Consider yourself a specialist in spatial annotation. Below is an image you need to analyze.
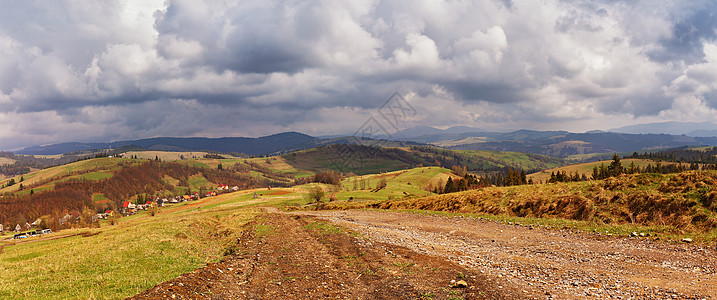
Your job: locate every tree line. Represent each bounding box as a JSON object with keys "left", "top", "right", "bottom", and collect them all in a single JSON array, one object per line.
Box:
[{"left": 548, "top": 153, "right": 708, "bottom": 183}]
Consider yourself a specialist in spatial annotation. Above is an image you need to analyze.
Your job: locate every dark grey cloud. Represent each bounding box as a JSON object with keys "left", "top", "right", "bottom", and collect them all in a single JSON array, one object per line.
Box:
[
  {"left": 648, "top": 2, "right": 717, "bottom": 63},
  {"left": 2, "top": 0, "right": 717, "bottom": 150}
]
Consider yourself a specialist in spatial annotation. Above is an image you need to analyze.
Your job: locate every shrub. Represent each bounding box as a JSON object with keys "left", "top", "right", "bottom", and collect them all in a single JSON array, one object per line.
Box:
[{"left": 306, "top": 186, "right": 325, "bottom": 203}]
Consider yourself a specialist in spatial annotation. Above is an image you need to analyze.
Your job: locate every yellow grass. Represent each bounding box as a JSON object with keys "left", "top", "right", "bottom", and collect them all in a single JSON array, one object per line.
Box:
[
  {"left": 431, "top": 137, "right": 487, "bottom": 147},
  {"left": 0, "top": 190, "right": 270, "bottom": 299},
  {"left": 123, "top": 151, "right": 223, "bottom": 161},
  {"left": 32, "top": 154, "right": 63, "bottom": 159},
  {"left": 0, "top": 157, "right": 15, "bottom": 165},
  {"left": 528, "top": 159, "right": 660, "bottom": 183},
  {"left": 0, "top": 158, "right": 133, "bottom": 193}
]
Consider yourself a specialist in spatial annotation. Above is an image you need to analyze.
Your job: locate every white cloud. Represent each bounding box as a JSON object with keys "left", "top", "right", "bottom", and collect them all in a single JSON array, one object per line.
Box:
[{"left": 1, "top": 0, "right": 717, "bottom": 150}]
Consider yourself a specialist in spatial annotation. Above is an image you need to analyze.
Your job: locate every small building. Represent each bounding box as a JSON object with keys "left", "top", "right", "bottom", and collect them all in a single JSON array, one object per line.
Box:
[
  {"left": 15, "top": 224, "right": 21, "bottom": 232},
  {"left": 0, "top": 223, "right": 4, "bottom": 232},
  {"left": 59, "top": 214, "right": 72, "bottom": 226}
]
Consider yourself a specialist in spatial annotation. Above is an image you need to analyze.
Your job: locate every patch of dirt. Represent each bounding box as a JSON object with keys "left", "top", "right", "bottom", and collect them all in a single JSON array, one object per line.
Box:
[{"left": 131, "top": 213, "right": 528, "bottom": 299}]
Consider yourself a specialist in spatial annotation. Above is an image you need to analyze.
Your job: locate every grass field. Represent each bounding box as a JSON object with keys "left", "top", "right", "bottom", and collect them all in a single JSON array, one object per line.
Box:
[
  {"left": 123, "top": 151, "right": 229, "bottom": 161},
  {"left": 3, "top": 159, "right": 717, "bottom": 298},
  {"left": 527, "top": 158, "right": 665, "bottom": 183},
  {"left": 0, "top": 158, "right": 137, "bottom": 194},
  {"left": 0, "top": 157, "right": 15, "bottom": 165},
  {"left": 332, "top": 167, "right": 452, "bottom": 201},
  {"left": 280, "top": 146, "right": 564, "bottom": 176},
  {"left": 0, "top": 190, "right": 271, "bottom": 299}
]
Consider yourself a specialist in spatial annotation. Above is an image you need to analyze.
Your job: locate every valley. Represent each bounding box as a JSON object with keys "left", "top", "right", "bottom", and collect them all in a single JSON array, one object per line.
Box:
[{"left": 1, "top": 144, "right": 717, "bottom": 299}]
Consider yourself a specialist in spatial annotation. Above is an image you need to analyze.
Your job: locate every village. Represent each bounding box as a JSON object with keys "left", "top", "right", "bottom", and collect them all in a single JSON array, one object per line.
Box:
[{"left": 1, "top": 184, "right": 240, "bottom": 240}]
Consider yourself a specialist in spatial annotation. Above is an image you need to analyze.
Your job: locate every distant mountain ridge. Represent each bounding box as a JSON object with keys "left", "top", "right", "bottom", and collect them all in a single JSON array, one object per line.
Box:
[
  {"left": 384, "top": 125, "right": 717, "bottom": 158},
  {"left": 609, "top": 121, "right": 717, "bottom": 136},
  {"left": 14, "top": 132, "right": 424, "bottom": 156},
  {"left": 16, "top": 123, "right": 717, "bottom": 158},
  {"left": 16, "top": 132, "right": 320, "bottom": 156}
]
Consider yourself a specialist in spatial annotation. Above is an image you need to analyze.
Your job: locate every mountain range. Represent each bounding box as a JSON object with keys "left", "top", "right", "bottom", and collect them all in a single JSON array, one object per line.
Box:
[
  {"left": 13, "top": 122, "right": 717, "bottom": 158},
  {"left": 14, "top": 132, "right": 420, "bottom": 156},
  {"left": 609, "top": 121, "right": 717, "bottom": 136},
  {"left": 15, "top": 132, "right": 320, "bottom": 156}
]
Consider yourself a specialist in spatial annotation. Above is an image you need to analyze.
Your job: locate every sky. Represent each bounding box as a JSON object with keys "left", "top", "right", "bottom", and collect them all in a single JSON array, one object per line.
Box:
[{"left": 1, "top": 0, "right": 717, "bottom": 150}]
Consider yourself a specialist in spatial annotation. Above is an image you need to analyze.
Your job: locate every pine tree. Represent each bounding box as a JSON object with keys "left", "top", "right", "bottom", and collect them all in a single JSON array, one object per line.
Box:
[
  {"left": 608, "top": 153, "right": 623, "bottom": 177},
  {"left": 444, "top": 177, "right": 455, "bottom": 194}
]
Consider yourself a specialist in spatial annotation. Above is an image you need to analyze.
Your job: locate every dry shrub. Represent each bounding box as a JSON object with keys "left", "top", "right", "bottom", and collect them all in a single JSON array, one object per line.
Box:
[
  {"left": 658, "top": 171, "right": 717, "bottom": 193},
  {"left": 702, "top": 191, "right": 717, "bottom": 211}
]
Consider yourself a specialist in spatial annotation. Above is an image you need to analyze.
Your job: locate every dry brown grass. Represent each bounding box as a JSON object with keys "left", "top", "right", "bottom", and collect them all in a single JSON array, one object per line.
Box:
[{"left": 320, "top": 170, "right": 717, "bottom": 234}]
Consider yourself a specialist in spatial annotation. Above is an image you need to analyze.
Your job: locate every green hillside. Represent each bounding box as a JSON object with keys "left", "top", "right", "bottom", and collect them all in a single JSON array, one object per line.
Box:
[
  {"left": 3, "top": 152, "right": 717, "bottom": 298},
  {"left": 528, "top": 158, "right": 689, "bottom": 183},
  {"left": 281, "top": 144, "right": 564, "bottom": 175}
]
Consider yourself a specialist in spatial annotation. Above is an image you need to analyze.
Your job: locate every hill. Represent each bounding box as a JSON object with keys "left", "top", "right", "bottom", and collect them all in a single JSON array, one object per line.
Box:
[
  {"left": 319, "top": 170, "right": 717, "bottom": 235},
  {"left": 609, "top": 121, "right": 717, "bottom": 136},
  {"left": 526, "top": 158, "right": 664, "bottom": 183},
  {"left": 280, "top": 144, "right": 564, "bottom": 175},
  {"left": 0, "top": 156, "right": 295, "bottom": 227},
  {"left": 451, "top": 131, "right": 717, "bottom": 158},
  {"left": 14, "top": 132, "right": 321, "bottom": 156},
  {"left": 3, "top": 159, "right": 717, "bottom": 298}
]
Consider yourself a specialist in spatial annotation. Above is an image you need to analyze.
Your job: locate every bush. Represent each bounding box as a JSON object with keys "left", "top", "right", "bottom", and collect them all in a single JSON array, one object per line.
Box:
[{"left": 306, "top": 186, "right": 325, "bottom": 203}]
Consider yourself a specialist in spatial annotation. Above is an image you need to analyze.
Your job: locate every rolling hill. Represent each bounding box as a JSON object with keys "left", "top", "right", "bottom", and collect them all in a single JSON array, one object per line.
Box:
[
  {"left": 450, "top": 131, "right": 717, "bottom": 158},
  {"left": 280, "top": 144, "right": 564, "bottom": 175},
  {"left": 14, "top": 132, "right": 321, "bottom": 156}
]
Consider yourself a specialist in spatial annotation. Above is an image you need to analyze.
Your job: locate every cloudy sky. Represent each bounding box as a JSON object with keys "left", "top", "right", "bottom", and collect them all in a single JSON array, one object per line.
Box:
[{"left": 1, "top": 0, "right": 717, "bottom": 150}]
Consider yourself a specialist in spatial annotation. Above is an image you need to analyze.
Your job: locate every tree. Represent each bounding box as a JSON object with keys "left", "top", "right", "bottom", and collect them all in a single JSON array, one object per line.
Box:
[
  {"left": 443, "top": 177, "right": 455, "bottom": 194},
  {"left": 377, "top": 178, "right": 387, "bottom": 190},
  {"left": 306, "top": 186, "right": 325, "bottom": 203},
  {"left": 591, "top": 166, "right": 599, "bottom": 180},
  {"left": 451, "top": 165, "right": 467, "bottom": 177},
  {"left": 608, "top": 153, "right": 623, "bottom": 177},
  {"left": 218, "top": 163, "right": 223, "bottom": 170}
]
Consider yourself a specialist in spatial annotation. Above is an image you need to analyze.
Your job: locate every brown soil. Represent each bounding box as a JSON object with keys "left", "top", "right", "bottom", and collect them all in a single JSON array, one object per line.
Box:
[{"left": 132, "top": 210, "right": 717, "bottom": 299}]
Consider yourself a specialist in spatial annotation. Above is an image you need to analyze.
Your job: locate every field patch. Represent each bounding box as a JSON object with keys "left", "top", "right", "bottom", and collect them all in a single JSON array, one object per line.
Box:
[
  {"left": 266, "top": 190, "right": 291, "bottom": 196},
  {"left": 0, "top": 190, "right": 266, "bottom": 299},
  {"left": 528, "top": 158, "right": 677, "bottom": 183}
]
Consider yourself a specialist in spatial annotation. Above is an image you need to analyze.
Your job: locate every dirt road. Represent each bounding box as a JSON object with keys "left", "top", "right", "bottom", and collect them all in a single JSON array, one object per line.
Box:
[
  {"left": 133, "top": 210, "right": 716, "bottom": 299},
  {"left": 301, "top": 210, "right": 716, "bottom": 299}
]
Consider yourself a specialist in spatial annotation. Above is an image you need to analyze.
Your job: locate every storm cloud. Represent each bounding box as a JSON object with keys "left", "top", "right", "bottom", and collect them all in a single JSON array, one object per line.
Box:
[{"left": 1, "top": 0, "right": 717, "bottom": 150}]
